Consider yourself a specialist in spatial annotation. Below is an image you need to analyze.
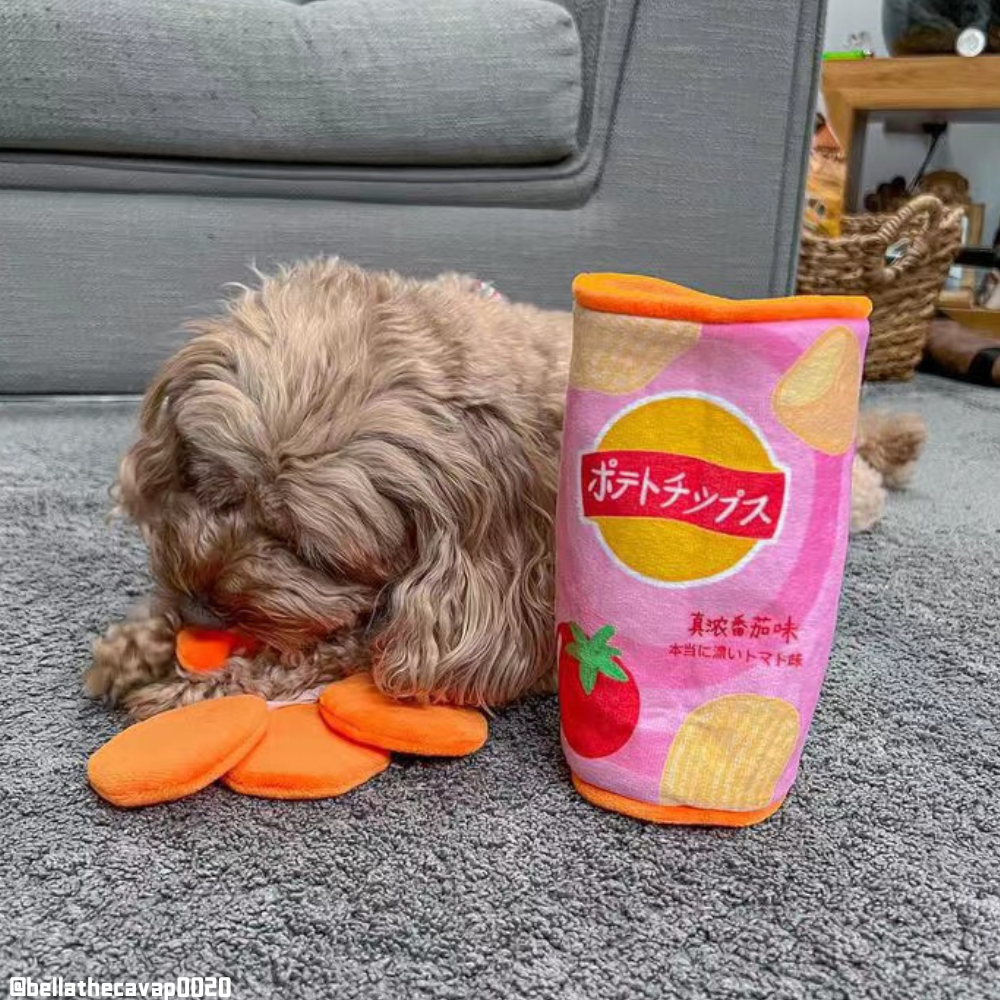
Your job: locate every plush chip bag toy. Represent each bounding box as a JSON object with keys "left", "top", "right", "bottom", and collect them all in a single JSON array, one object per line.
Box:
[{"left": 558, "top": 273, "right": 870, "bottom": 826}]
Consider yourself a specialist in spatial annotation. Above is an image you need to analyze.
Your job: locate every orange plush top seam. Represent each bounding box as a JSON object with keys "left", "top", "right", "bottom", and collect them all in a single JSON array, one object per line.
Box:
[{"left": 573, "top": 273, "right": 871, "bottom": 324}]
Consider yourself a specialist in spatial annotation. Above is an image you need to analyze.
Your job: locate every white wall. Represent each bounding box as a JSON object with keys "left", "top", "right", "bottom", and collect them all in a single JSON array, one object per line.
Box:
[{"left": 823, "top": 0, "right": 1000, "bottom": 241}]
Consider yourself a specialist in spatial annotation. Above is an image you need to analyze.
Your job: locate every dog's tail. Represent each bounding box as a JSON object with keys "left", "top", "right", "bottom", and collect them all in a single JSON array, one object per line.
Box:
[{"left": 856, "top": 410, "right": 927, "bottom": 490}]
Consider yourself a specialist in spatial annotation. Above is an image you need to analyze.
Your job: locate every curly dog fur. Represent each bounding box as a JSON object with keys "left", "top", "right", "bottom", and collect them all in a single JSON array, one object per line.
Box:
[{"left": 86, "top": 260, "right": 924, "bottom": 718}]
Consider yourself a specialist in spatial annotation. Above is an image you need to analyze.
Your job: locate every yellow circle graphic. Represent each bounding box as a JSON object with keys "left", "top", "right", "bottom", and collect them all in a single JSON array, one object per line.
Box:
[{"left": 591, "top": 396, "right": 780, "bottom": 583}]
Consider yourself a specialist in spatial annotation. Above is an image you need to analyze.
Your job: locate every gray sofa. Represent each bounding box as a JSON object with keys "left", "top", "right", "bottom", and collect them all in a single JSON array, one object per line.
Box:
[{"left": 0, "top": 0, "right": 827, "bottom": 393}]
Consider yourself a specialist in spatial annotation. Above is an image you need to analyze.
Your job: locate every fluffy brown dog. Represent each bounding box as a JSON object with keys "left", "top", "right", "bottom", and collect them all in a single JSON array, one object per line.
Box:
[
  {"left": 87, "top": 259, "right": 923, "bottom": 719},
  {"left": 88, "top": 262, "right": 570, "bottom": 717}
]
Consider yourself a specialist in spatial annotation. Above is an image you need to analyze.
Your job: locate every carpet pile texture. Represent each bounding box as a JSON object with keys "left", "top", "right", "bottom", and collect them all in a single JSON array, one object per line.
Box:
[{"left": 2, "top": 375, "right": 997, "bottom": 998}]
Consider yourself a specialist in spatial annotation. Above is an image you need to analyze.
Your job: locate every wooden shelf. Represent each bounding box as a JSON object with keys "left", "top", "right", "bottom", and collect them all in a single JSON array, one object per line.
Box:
[
  {"left": 822, "top": 56, "right": 1000, "bottom": 208},
  {"left": 824, "top": 55, "right": 1000, "bottom": 151}
]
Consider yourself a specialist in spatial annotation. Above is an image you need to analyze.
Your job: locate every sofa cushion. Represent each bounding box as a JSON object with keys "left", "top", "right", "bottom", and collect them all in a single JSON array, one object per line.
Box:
[{"left": 0, "top": 0, "right": 582, "bottom": 166}]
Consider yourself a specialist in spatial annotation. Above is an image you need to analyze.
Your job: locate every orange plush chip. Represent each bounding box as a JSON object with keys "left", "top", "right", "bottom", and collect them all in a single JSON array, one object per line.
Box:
[
  {"left": 176, "top": 627, "right": 239, "bottom": 673},
  {"left": 319, "top": 673, "right": 488, "bottom": 756},
  {"left": 221, "top": 703, "right": 390, "bottom": 799},
  {"left": 87, "top": 695, "right": 268, "bottom": 807}
]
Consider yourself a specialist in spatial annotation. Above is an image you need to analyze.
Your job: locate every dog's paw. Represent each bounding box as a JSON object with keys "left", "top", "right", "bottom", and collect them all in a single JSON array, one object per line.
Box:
[
  {"left": 850, "top": 455, "right": 887, "bottom": 533},
  {"left": 857, "top": 411, "right": 927, "bottom": 490},
  {"left": 86, "top": 615, "right": 178, "bottom": 705},
  {"left": 121, "top": 676, "right": 224, "bottom": 721}
]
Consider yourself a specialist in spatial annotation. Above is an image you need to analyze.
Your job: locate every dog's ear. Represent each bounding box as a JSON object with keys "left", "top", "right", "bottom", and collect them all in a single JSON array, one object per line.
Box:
[
  {"left": 371, "top": 516, "right": 513, "bottom": 705},
  {"left": 116, "top": 357, "right": 185, "bottom": 522},
  {"left": 371, "top": 407, "right": 555, "bottom": 706},
  {"left": 117, "top": 330, "right": 239, "bottom": 522}
]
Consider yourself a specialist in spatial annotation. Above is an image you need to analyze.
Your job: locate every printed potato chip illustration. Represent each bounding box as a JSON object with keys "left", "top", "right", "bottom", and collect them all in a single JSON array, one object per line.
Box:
[
  {"left": 772, "top": 325, "right": 862, "bottom": 455},
  {"left": 571, "top": 306, "right": 700, "bottom": 395},
  {"left": 659, "top": 695, "right": 800, "bottom": 811}
]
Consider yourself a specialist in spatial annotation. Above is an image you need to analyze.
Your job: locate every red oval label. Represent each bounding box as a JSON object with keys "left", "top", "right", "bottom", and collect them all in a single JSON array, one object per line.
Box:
[{"left": 581, "top": 450, "right": 786, "bottom": 541}]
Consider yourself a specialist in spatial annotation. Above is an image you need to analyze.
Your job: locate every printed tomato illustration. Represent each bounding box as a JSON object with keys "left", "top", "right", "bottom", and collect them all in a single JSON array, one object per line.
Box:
[{"left": 559, "top": 621, "right": 640, "bottom": 758}]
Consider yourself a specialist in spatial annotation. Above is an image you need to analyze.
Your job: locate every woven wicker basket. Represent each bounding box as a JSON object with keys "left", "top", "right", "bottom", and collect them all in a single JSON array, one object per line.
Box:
[{"left": 797, "top": 194, "right": 964, "bottom": 381}]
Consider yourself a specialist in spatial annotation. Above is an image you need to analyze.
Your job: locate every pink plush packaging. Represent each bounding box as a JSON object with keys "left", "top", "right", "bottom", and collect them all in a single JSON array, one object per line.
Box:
[{"left": 557, "top": 273, "right": 870, "bottom": 826}]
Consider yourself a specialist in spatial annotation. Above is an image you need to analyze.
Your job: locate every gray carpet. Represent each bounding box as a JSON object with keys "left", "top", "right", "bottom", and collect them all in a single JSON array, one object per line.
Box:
[{"left": 2, "top": 375, "right": 998, "bottom": 1000}]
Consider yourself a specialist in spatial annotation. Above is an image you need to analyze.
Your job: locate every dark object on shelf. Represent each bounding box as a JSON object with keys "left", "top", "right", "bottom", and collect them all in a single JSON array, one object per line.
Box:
[
  {"left": 955, "top": 244, "right": 1000, "bottom": 269},
  {"left": 883, "top": 0, "right": 1000, "bottom": 55},
  {"left": 865, "top": 175, "right": 910, "bottom": 213},
  {"left": 798, "top": 195, "right": 964, "bottom": 380},
  {"left": 863, "top": 160, "right": 967, "bottom": 218}
]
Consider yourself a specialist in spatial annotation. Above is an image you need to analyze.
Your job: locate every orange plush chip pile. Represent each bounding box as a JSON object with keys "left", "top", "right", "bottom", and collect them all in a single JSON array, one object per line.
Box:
[{"left": 88, "top": 672, "right": 489, "bottom": 808}]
